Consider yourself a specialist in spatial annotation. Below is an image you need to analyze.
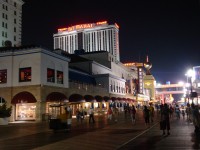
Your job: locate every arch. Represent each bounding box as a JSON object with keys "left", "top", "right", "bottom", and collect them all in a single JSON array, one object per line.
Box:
[
  {"left": 11, "top": 92, "right": 37, "bottom": 104},
  {"left": 84, "top": 95, "right": 96, "bottom": 102},
  {"left": 69, "top": 94, "right": 85, "bottom": 102},
  {"left": 95, "top": 95, "right": 104, "bottom": 102},
  {"left": 111, "top": 97, "right": 117, "bottom": 101},
  {"left": 103, "top": 96, "right": 112, "bottom": 103},
  {"left": 0, "top": 97, "right": 6, "bottom": 104},
  {"left": 46, "top": 92, "right": 67, "bottom": 102}
]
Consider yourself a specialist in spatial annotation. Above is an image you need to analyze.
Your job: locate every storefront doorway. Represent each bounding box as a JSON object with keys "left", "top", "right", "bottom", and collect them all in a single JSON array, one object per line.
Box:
[{"left": 16, "top": 103, "right": 36, "bottom": 120}]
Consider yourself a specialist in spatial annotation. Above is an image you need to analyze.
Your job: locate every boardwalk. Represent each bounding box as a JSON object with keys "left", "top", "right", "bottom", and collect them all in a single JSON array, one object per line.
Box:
[{"left": 0, "top": 110, "right": 199, "bottom": 150}]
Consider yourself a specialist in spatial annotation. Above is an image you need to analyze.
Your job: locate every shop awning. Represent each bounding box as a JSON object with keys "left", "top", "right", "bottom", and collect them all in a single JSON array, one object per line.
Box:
[
  {"left": 84, "top": 95, "right": 96, "bottom": 102},
  {"left": 95, "top": 95, "right": 104, "bottom": 102},
  {"left": 111, "top": 97, "right": 117, "bottom": 101},
  {"left": 46, "top": 92, "right": 67, "bottom": 102},
  {"left": 11, "top": 92, "right": 37, "bottom": 104},
  {"left": 103, "top": 96, "right": 111, "bottom": 102},
  {"left": 69, "top": 94, "right": 85, "bottom": 102}
]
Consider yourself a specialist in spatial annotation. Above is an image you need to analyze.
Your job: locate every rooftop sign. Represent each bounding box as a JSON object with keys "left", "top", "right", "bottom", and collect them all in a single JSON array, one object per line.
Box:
[{"left": 58, "top": 21, "right": 108, "bottom": 32}]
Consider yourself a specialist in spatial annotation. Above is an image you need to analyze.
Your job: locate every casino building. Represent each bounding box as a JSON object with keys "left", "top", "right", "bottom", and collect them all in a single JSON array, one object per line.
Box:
[{"left": 53, "top": 21, "right": 120, "bottom": 62}]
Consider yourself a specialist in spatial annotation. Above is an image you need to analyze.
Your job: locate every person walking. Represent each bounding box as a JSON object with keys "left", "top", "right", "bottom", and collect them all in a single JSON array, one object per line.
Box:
[
  {"left": 88, "top": 107, "right": 95, "bottom": 123},
  {"left": 79, "top": 106, "right": 84, "bottom": 123},
  {"left": 175, "top": 104, "right": 181, "bottom": 119},
  {"left": 130, "top": 105, "right": 136, "bottom": 125},
  {"left": 160, "top": 103, "right": 171, "bottom": 135},
  {"left": 143, "top": 105, "right": 150, "bottom": 127},
  {"left": 107, "top": 107, "right": 113, "bottom": 121},
  {"left": 66, "top": 105, "right": 72, "bottom": 131},
  {"left": 113, "top": 106, "right": 119, "bottom": 122},
  {"left": 149, "top": 103, "right": 155, "bottom": 123},
  {"left": 169, "top": 105, "right": 174, "bottom": 119}
]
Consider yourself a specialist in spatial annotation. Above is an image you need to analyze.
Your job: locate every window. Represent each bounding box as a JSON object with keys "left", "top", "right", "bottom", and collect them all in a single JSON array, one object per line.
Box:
[
  {"left": 57, "top": 71, "right": 63, "bottom": 84},
  {"left": 0, "top": 69, "right": 7, "bottom": 83},
  {"left": 47, "top": 68, "right": 55, "bottom": 82},
  {"left": 19, "top": 67, "right": 31, "bottom": 82}
]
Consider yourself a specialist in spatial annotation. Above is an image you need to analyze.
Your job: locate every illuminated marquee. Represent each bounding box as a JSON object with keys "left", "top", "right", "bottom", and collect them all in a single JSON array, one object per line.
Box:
[
  {"left": 124, "top": 62, "right": 143, "bottom": 67},
  {"left": 58, "top": 21, "right": 108, "bottom": 32}
]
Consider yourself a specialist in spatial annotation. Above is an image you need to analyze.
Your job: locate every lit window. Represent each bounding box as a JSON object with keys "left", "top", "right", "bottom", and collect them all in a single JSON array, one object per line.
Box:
[
  {"left": 47, "top": 68, "right": 55, "bottom": 83},
  {"left": 0, "top": 69, "right": 7, "bottom": 84},
  {"left": 57, "top": 71, "right": 63, "bottom": 84},
  {"left": 19, "top": 67, "right": 31, "bottom": 82}
]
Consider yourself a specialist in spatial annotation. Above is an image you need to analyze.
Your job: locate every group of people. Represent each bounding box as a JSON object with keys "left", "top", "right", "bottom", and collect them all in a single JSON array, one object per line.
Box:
[
  {"left": 57, "top": 102, "right": 200, "bottom": 135},
  {"left": 107, "top": 106, "right": 120, "bottom": 122},
  {"left": 75, "top": 106, "right": 95, "bottom": 124},
  {"left": 143, "top": 104, "right": 155, "bottom": 127}
]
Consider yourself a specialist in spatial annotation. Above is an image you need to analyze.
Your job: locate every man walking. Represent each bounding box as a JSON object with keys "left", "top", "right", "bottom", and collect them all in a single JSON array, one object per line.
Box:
[{"left": 88, "top": 107, "right": 95, "bottom": 123}]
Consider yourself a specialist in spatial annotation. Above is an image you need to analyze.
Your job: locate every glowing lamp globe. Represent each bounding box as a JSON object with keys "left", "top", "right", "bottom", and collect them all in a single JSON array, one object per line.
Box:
[{"left": 144, "top": 62, "right": 152, "bottom": 70}]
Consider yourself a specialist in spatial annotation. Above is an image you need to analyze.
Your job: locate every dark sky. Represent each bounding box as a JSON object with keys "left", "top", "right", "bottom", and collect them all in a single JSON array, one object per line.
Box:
[{"left": 22, "top": 0, "right": 200, "bottom": 84}]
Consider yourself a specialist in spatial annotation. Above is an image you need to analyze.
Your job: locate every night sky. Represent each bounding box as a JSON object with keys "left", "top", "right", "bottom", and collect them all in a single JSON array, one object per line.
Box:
[{"left": 22, "top": 0, "right": 200, "bottom": 84}]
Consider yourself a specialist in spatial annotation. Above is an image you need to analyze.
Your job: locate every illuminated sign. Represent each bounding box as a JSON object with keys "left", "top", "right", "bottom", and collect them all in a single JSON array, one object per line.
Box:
[
  {"left": 115, "top": 23, "right": 119, "bottom": 28},
  {"left": 58, "top": 21, "right": 108, "bottom": 32},
  {"left": 193, "top": 66, "right": 200, "bottom": 80},
  {"left": 145, "top": 82, "right": 152, "bottom": 86},
  {"left": 124, "top": 62, "right": 143, "bottom": 67}
]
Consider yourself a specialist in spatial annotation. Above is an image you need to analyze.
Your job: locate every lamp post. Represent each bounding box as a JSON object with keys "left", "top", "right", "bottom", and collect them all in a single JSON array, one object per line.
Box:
[{"left": 186, "top": 69, "right": 194, "bottom": 104}]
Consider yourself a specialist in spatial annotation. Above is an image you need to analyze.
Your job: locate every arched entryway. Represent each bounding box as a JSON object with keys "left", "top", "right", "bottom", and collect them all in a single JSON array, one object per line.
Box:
[
  {"left": 69, "top": 94, "right": 85, "bottom": 116},
  {"left": 46, "top": 92, "right": 68, "bottom": 118},
  {"left": 12, "top": 91, "right": 37, "bottom": 121}
]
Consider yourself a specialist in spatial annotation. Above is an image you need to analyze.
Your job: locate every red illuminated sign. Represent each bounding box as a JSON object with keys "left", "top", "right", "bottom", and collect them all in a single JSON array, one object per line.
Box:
[{"left": 58, "top": 21, "right": 108, "bottom": 32}]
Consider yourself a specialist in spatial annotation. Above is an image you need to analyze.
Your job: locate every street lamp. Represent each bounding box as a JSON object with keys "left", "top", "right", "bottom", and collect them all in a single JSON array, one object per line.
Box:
[{"left": 186, "top": 69, "right": 194, "bottom": 104}]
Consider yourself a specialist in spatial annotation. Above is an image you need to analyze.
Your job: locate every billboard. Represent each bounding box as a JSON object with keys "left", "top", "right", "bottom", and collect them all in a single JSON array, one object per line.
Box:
[{"left": 193, "top": 66, "right": 200, "bottom": 80}]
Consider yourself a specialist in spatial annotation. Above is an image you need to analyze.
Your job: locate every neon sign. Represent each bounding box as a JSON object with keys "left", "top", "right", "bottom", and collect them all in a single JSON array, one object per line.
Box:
[{"left": 58, "top": 21, "right": 108, "bottom": 32}]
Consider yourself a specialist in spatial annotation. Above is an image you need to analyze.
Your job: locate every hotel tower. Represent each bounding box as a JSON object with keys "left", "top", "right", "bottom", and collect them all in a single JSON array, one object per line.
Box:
[
  {"left": 0, "top": 0, "right": 24, "bottom": 47},
  {"left": 53, "top": 21, "right": 120, "bottom": 61}
]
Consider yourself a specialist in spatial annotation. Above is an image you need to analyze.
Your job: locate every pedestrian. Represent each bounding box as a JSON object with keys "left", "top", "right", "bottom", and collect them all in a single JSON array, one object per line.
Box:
[
  {"left": 79, "top": 106, "right": 84, "bottom": 123},
  {"left": 149, "top": 103, "right": 155, "bottom": 123},
  {"left": 66, "top": 105, "right": 72, "bottom": 131},
  {"left": 191, "top": 104, "right": 200, "bottom": 133},
  {"left": 113, "top": 106, "right": 119, "bottom": 122},
  {"left": 175, "top": 104, "right": 180, "bottom": 119},
  {"left": 88, "top": 107, "right": 95, "bottom": 123},
  {"left": 75, "top": 108, "right": 80, "bottom": 122},
  {"left": 186, "top": 103, "right": 192, "bottom": 122},
  {"left": 107, "top": 107, "right": 113, "bottom": 121},
  {"left": 169, "top": 105, "right": 174, "bottom": 119},
  {"left": 160, "top": 103, "right": 170, "bottom": 135},
  {"left": 181, "top": 109, "right": 185, "bottom": 119},
  {"left": 143, "top": 105, "right": 150, "bottom": 127},
  {"left": 130, "top": 105, "right": 136, "bottom": 125}
]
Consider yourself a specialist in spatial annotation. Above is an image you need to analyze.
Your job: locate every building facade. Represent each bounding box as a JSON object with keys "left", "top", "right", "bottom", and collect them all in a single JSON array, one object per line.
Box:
[
  {"left": 53, "top": 21, "right": 120, "bottom": 62},
  {"left": 0, "top": 46, "right": 70, "bottom": 122},
  {"left": 0, "top": 0, "right": 24, "bottom": 47}
]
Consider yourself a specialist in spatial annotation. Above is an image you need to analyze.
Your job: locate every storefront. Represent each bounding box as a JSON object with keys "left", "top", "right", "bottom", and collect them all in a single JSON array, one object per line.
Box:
[
  {"left": 16, "top": 103, "right": 36, "bottom": 120},
  {"left": 11, "top": 91, "right": 37, "bottom": 121}
]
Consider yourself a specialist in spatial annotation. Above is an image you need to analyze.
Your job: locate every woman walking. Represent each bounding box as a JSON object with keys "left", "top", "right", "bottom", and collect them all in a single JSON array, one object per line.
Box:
[
  {"left": 143, "top": 105, "right": 150, "bottom": 127},
  {"left": 160, "top": 103, "right": 171, "bottom": 135},
  {"left": 130, "top": 105, "right": 136, "bottom": 125}
]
